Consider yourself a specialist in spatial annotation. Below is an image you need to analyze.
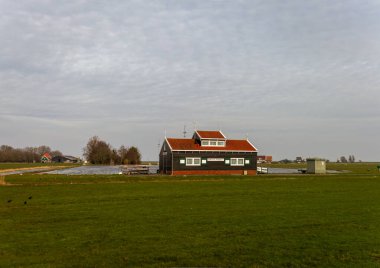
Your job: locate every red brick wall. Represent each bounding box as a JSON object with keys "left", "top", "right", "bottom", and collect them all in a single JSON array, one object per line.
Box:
[{"left": 171, "top": 170, "right": 256, "bottom": 176}]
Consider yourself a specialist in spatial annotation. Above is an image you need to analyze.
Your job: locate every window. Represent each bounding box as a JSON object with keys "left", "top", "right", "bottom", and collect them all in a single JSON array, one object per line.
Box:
[
  {"left": 245, "top": 159, "right": 250, "bottom": 164},
  {"left": 201, "top": 159, "right": 207, "bottom": 164},
  {"left": 231, "top": 158, "right": 245, "bottom": 166},
  {"left": 180, "top": 159, "right": 185, "bottom": 164},
  {"left": 201, "top": 139, "right": 225, "bottom": 147},
  {"left": 201, "top": 140, "right": 210, "bottom": 146},
  {"left": 225, "top": 159, "right": 230, "bottom": 164},
  {"left": 186, "top": 157, "right": 201, "bottom": 166}
]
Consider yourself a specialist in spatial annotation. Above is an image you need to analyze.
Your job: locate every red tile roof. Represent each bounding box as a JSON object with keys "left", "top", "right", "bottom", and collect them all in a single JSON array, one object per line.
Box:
[
  {"left": 195, "top": 130, "right": 226, "bottom": 139},
  {"left": 166, "top": 138, "right": 257, "bottom": 152},
  {"left": 42, "top": 153, "right": 52, "bottom": 159}
]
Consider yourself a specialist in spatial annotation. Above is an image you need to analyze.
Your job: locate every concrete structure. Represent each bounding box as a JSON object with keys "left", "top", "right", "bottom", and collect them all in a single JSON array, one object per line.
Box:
[{"left": 307, "top": 158, "right": 326, "bottom": 174}]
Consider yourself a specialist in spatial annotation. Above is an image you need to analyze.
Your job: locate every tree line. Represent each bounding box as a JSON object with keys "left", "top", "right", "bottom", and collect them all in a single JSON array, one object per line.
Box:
[
  {"left": 337, "top": 155, "right": 357, "bottom": 163},
  {"left": 83, "top": 136, "right": 141, "bottom": 165},
  {"left": 0, "top": 145, "right": 62, "bottom": 163}
]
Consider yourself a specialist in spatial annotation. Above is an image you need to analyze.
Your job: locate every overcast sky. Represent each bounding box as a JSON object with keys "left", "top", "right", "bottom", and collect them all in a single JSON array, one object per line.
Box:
[{"left": 1, "top": 0, "right": 379, "bottom": 161}]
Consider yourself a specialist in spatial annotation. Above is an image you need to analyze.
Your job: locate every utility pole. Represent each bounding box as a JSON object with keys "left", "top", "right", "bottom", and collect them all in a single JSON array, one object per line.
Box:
[{"left": 157, "top": 140, "right": 160, "bottom": 159}]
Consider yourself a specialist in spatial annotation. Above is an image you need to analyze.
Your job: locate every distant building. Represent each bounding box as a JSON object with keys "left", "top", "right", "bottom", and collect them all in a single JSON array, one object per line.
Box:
[
  {"left": 41, "top": 153, "right": 52, "bottom": 163},
  {"left": 295, "top": 156, "right": 304, "bottom": 163},
  {"left": 257, "top": 155, "right": 272, "bottom": 163},
  {"left": 52, "top": 155, "right": 80, "bottom": 163},
  {"left": 159, "top": 130, "right": 258, "bottom": 175}
]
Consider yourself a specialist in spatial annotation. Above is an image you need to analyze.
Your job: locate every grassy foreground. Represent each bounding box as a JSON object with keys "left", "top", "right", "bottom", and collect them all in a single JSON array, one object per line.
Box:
[{"left": 1, "top": 172, "right": 380, "bottom": 267}]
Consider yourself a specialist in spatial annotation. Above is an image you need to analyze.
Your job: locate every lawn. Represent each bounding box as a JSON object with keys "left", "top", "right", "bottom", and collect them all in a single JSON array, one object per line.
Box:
[
  {"left": 263, "top": 162, "right": 380, "bottom": 174},
  {"left": 1, "top": 172, "right": 380, "bottom": 267}
]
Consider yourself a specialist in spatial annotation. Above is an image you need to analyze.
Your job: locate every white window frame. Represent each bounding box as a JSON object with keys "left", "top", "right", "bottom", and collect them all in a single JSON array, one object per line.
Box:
[
  {"left": 201, "top": 140, "right": 210, "bottom": 146},
  {"left": 201, "top": 140, "right": 226, "bottom": 147},
  {"left": 186, "top": 157, "right": 201, "bottom": 166},
  {"left": 217, "top": 141, "right": 225, "bottom": 146},
  {"left": 180, "top": 159, "right": 185, "bottom": 164},
  {"left": 231, "top": 158, "right": 245, "bottom": 166}
]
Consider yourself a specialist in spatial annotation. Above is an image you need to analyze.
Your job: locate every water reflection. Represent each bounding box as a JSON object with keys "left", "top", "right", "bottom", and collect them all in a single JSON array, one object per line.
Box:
[{"left": 45, "top": 165, "right": 159, "bottom": 175}]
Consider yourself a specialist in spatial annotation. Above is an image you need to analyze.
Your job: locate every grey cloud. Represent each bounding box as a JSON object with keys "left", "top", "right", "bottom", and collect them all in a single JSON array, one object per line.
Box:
[{"left": 1, "top": 0, "right": 379, "bottom": 161}]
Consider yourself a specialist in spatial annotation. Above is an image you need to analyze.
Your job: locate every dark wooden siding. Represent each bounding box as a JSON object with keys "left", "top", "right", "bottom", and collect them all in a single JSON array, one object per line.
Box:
[
  {"left": 171, "top": 151, "right": 257, "bottom": 172},
  {"left": 159, "top": 140, "right": 173, "bottom": 174}
]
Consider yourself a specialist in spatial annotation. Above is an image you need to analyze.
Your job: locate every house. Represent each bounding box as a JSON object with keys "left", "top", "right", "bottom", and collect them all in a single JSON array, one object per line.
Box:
[
  {"left": 159, "top": 130, "right": 258, "bottom": 175},
  {"left": 257, "top": 155, "right": 273, "bottom": 163},
  {"left": 52, "top": 155, "right": 80, "bottom": 163},
  {"left": 41, "top": 153, "right": 52, "bottom": 163}
]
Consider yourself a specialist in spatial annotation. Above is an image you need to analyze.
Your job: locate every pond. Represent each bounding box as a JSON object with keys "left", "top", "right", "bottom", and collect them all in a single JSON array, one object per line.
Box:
[
  {"left": 44, "top": 165, "right": 159, "bottom": 175},
  {"left": 267, "top": 167, "right": 299, "bottom": 174},
  {"left": 45, "top": 166, "right": 309, "bottom": 175},
  {"left": 1, "top": 166, "right": 340, "bottom": 176}
]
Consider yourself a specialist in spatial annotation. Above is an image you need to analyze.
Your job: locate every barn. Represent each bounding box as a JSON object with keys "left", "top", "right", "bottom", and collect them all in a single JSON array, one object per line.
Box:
[
  {"left": 159, "top": 130, "right": 258, "bottom": 175},
  {"left": 52, "top": 155, "right": 80, "bottom": 163},
  {"left": 41, "top": 153, "right": 52, "bottom": 163}
]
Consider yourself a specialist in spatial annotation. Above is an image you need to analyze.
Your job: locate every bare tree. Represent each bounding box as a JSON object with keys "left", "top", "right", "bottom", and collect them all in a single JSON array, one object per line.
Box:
[
  {"left": 0, "top": 145, "right": 61, "bottom": 162},
  {"left": 37, "top": 146, "right": 51, "bottom": 156},
  {"left": 83, "top": 136, "right": 112, "bottom": 164},
  {"left": 110, "top": 149, "right": 121, "bottom": 165},
  {"left": 50, "top": 150, "right": 63, "bottom": 157},
  {"left": 118, "top": 145, "right": 128, "bottom": 165},
  {"left": 125, "top": 146, "right": 141, "bottom": 165}
]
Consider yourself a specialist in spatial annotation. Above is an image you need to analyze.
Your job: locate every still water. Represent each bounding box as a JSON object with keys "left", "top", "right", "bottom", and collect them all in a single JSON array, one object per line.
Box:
[
  {"left": 45, "top": 165, "right": 159, "bottom": 175},
  {"left": 1, "top": 166, "right": 338, "bottom": 176},
  {"left": 46, "top": 166, "right": 301, "bottom": 175}
]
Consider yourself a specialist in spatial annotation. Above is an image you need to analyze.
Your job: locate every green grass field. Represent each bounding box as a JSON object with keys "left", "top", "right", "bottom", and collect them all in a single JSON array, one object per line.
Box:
[
  {"left": 263, "top": 162, "right": 380, "bottom": 174},
  {"left": 1, "top": 167, "right": 380, "bottom": 267}
]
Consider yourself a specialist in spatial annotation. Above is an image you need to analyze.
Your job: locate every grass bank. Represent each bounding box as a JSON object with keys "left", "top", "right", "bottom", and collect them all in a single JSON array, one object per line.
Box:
[
  {"left": 1, "top": 172, "right": 380, "bottom": 267},
  {"left": 0, "top": 162, "right": 79, "bottom": 171}
]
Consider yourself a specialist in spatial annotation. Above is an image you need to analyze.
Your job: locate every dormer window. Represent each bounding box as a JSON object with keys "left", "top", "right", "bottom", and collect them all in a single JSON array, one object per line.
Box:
[
  {"left": 201, "top": 140, "right": 209, "bottom": 146},
  {"left": 195, "top": 130, "right": 227, "bottom": 147},
  {"left": 201, "top": 139, "right": 225, "bottom": 147},
  {"left": 217, "top": 141, "right": 225, "bottom": 146}
]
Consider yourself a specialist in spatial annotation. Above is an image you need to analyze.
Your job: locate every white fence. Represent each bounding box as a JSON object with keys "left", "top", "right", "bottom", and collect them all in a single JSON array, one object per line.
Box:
[{"left": 257, "top": 167, "right": 268, "bottom": 174}]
